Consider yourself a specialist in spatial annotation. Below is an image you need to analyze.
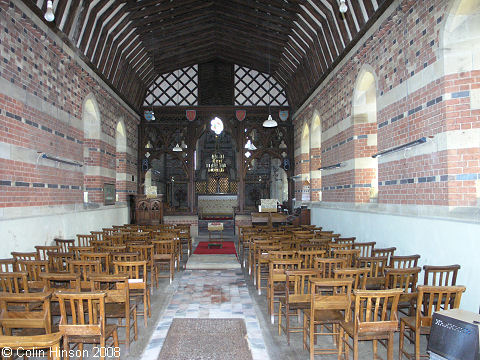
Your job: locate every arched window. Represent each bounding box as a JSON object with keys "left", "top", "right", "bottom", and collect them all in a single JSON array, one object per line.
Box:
[
  {"left": 300, "top": 123, "right": 310, "bottom": 202},
  {"left": 442, "top": 0, "right": 480, "bottom": 75},
  {"left": 310, "top": 113, "right": 322, "bottom": 201},
  {"left": 353, "top": 68, "right": 378, "bottom": 202},
  {"left": 115, "top": 120, "right": 127, "bottom": 203},
  {"left": 82, "top": 95, "right": 101, "bottom": 140}
]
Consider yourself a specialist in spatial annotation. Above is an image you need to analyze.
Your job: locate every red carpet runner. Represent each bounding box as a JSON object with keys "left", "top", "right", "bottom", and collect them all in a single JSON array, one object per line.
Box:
[{"left": 193, "top": 241, "right": 237, "bottom": 255}]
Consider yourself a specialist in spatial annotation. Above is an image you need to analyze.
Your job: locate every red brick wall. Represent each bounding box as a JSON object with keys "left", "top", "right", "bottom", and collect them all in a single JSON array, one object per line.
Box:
[
  {"left": 0, "top": 1, "right": 139, "bottom": 209},
  {"left": 293, "top": 0, "right": 480, "bottom": 208}
]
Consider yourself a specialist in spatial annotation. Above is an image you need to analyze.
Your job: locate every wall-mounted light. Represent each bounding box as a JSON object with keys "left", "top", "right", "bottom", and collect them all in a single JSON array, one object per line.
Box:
[
  {"left": 244, "top": 139, "right": 257, "bottom": 151},
  {"left": 371, "top": 137, "right": 427, "bottom": 158},
  {"left": 44, "top": 0, "right": 55, "bottom": 22},
  {"left": 339, "top": 0, "right": 348, "bottom": 13},
  {"left": 145, "top": 140, "right": 153, "bottom": 149},
  {"left": 181, "top": 140, "right": 188, "bottom": 149},
  {"left": 319, "top": 163, "right": 342, "bottom": 171}
]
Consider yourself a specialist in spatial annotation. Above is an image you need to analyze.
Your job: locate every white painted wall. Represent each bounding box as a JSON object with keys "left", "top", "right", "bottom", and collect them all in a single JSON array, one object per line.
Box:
[
  {"left": 0, "top": 206, "right": 129, "bottom": 257},
  {"left": 311, "top": 205, "right": 480, "bottom": 312}
]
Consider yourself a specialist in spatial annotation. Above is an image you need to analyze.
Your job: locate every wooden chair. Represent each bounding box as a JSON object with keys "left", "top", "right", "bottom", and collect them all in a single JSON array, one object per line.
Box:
[
  {"left": 338, "top": 289, "right": 403, "bottom": 360},
  {"left": 112, "top": 252, "right": 140, "bottom": 263},
  {"left": 90, "top": 275, "right": 138, "bottom": 350},
  {"left": 0, "top": 271, "right": 29, "bottom": 293},
  {"left": 90, "top": 231, "right": 104, "bottom": 241},
  {"left": 54, "top": 238, "right": 75, "bottom": 253},
  {"left": 255, "top": 243, "right": 282, "bottom": 294},
  {"left": 0, "top": 290, "right": 53, "bottom": 335},
  {"left": 0, "top": 258, "right": 17, "bottom": 272},
  {"left": 334, "top": 267, "right": 369, "bottom": 291},
  {"left": 384, "top": 267, "right": 421, "bottom": 316},
  {"left": 70, "top": 246, "right": 95, "bottom": 259},
  {"left": 56, "top": 291, "right": 120, "bottom": 360},
  {"left": 68, "top": 260, "right": 101, "bottom": 290},
  {"left": 303, "top": 278, "right": 353, "bottom": 359},
  {"left": 334, "top": 237, "right": 356, "bottom": 245},
  {"left": 278, "top": 269, "right": 320, "bottom": 344},
  {"left": 267, "top": 259, "right": 303, "bottom": 324},
  {"left": 353, "top": 241, "right": 376, "bottom": 257},
  {"left": 11, "top": 252, "right": 39, "bottom": 261},
  {"left": 247, "top": 235, "right": 270, "bottom": 277},
  {"left": 313, "top": 257, "right": 347, "bottom": 278},
  {"left": 423, "top": 264, "right": 460, "bottom": 286},
  {"left": 40, "top": 272, "right": 81, "bottom": 298},
  {"left": 399, "top": 285, "right": 466, "bottom": 360},
  {"left": 102, "top": 227, "right": 117, "bottom": 235},
  {"left": 0, "top": 332, "right": 63, "bottom": 360},
  {"left": 298, "top": 250, "right": 327, "bottom": 269},
  {"left": 372, "top": 247, "right": 396, "bottom": 263},
  {"left": 332, "top": 249, "right": 361, "bottom": 267},
  {"left": 128, "top": 244, "right": 155, "bottom": 288},
  {"left": 81, "top": 252, "right": 111, "bottom": 273},
  {"left": 177, "top": 224, "right": 192, "bottom": 259},
  {"left": 48, "top": 252, "right": 74, "bottom": 272},
  {"left": 76, "top": 234, "right": 96, "bottom": 247},
  {"left": 91, "top": 240, "right": 111, "bottom": 249},
  {"left": 35, "top": 245, "right": 61, "bottom": 261},
  {"left": 100, "top": 245, "right": 128, "bottom": 253},
  {"left": 16, "top": 259, "right": 49, "bottom": 290},
  {"left": 328, "top": 243, "right": 353, "bottom": 255},
  {"left": 105, "top": 234, "right": 126, "bottom": 246},
  {"left": 388, "top": 254, "right": 420, "bottom": 269},
  {"left": 151, "top": 240, "right": 175, "bottom": 285},
  {"left": 113, "top": 260, "right": 150, "bottom": 327},
  {"left": 356, "top": 256, "right": 388, "bottom": 290}
]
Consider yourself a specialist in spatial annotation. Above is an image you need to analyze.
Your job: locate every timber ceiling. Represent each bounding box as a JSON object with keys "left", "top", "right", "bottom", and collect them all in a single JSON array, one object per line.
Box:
[{"left": 25, "top": 0, "right": 393, "bottom": 111}]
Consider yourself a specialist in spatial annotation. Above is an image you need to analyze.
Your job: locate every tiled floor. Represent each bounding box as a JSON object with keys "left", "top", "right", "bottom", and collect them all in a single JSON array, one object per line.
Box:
[{"left": 141, "top": 268, "right": 269, "bottom": 360}]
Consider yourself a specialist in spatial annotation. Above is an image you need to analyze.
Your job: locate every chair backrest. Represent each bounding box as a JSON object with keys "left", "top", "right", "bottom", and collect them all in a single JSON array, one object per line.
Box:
[
  {"left": 268, "top": 259, "right": 303, "bottom": 283},
  {"left": 112, "top": 252, "right": 140, "bottom": 262},
  {"left": 0, "top": 272, "right": 29, "bottom": 293},
  {"left": 423, "top": 265, "right": 460, "bottom": 286},
  {"left": 285, "top": 269, "right": 321, "bottom": 302},
  {"left": 415, "top": 285, "right": 466, "bottom": 328},
  {"left": 68, "top": 260, "right": 101, "bottom": 281},
  {"left": 91, "top": 240, "right": 111, "bottom": 249},
  {"left": 297, "top": 250, "right": 328, "bottom": 269},
  {"left": 313, "top": 257, "right": 347, "bottom": 278},
  {"left": 47, "top": 252, "right": 74, "bottom": 272},
  {"left": 357, "top": 256, "right": 388, "bottom": 279},
  {"left": 328, "top": 243, "right": 354, "bottom": 254},
  {"left": 268, "top": 250, "right": 297, "bottom": 261},
  {"left": 80, "top": 252, "right": 111, "bottom": 273},
  {"left": 113, "top": 260, "right": 147, "bottom": 283},
  {"left": 76, "top": 234, "right": 96, "bottom": 247},
  {"left": 310, "top": 278, "right": 353, "bottom": 318},
  {"left": 353, "top": 242, "right": 376, "bottom": 257},
  {"left": 389, "top": 254, "right": 420, "bottom": 269},
  {"left": 353, "top": 289, "right": 403, "bottom": 333},
  {"left": 332, "top": 249, "right": 361, "bottom": 267},
  {"left": 372, "top": 247, "right": 396, "bottom": 263},
  {"left": 151, "top": 240, "right": 175, "bottom": 256},
  {"left": 334, "top": 267, "right": 370, "bottom": 290},
  {"left": 56, "top": 291, "right": 106, "bottom": 337},
  {"left": 90, "top": 274, "right": 130, "bottom": 308},
  {"left": 102, "top": 228, "right": 117, "bottom": 235},
  {"left": 70, "top": 246, "right": 95, "bottom": 259},
  {"left": 54, "top": 238, "right": 75, "bottom": 253},
  {"left": 90, "top": 231, "right": 103, "bottom": 241},
  {"left": 334, "top": 237, "right": 356, "bottom": 245},
  {"left": 35, "top": 246, "right": 61, "bottom": 261},
  {"left": 128, "top": 244, "right": 154, "bottom": 262},
  {"left": 0, "top": 259, "right": 17, "bottom": 272},
  {"left": 11, "top": 252, "right": 39, "bottom": 261},
  {"left": 100, "top": 245, "right": 127, "bottom": 253},
  {"left": 384, "top": 267, "right": 421, "bottom": 293},
  {"left": 104, "top": 234, "right": 125, "bottom": 246},
  {"left": 17, "top": 260, "right": 49, "bottom": 288}
]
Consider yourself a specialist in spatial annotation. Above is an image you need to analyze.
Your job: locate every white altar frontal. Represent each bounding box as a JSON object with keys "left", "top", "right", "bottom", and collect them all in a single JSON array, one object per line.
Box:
[{"left": 197, "top": 195, "right": 238, "bottom": 219}]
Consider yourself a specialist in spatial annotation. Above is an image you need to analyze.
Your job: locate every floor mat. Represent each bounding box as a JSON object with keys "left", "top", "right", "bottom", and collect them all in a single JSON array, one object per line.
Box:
[
  {"left": 158, "top": 318, "right": 253, "bottom": 360},
  {"left": 193, "top": 241, "right": 237, "bottom": 255}
]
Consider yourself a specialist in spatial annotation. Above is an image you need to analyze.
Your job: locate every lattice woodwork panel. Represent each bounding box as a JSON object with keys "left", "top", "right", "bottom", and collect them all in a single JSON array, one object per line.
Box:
[
  {"left": 196, "top": 182, "right": 207, "bottom": 194},
  {"left": 229, "top": 182, "right": 238, "bottom": 193},
  {"left": 207, "top": 177, "right": 217, "bottom": 194},
  {"left": 195, "top": 181, "right": 237, "bottom": 194},
  {"left": 144, "top": 65, "right": 198, "bottom": 106},
  {"left": 234, "top": 65, "right": 288, "bottom": 106},
  {"left": 219, "top": 178, "right": 229, "bottom": 193}
]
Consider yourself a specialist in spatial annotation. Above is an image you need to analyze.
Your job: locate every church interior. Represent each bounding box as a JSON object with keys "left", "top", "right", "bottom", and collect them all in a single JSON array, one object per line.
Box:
[{"left": 0, "top": 0, "right": 479, "bottom": 359}]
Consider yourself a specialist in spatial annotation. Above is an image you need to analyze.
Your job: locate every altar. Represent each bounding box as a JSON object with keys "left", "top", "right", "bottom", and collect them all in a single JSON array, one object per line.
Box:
[{"left": 197, "top": 195, "right": 238, "bottom": 220}]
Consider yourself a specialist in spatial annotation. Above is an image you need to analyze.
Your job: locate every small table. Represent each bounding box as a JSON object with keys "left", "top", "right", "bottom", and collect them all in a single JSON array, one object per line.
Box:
[{"left": 207, "top": 222, "right": 224, "bottom": 248}]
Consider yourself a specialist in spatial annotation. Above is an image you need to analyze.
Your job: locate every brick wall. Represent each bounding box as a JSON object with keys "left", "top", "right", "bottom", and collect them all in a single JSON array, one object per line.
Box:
[
  {"left": 293, "top": 0, "right": 480, "bottom": 210},
  {"left": 0, "top": 1, "right": 139, "bottom": 211}
]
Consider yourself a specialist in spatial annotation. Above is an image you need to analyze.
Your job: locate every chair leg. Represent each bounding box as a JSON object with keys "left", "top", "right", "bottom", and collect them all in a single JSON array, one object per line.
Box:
[
  {"left": 387, "top": 332, "right": 394, "bottom": 360},
  {"left": 399, "top": 320, "right": 405, "bottom": 360},
  {"left": 353, "top": 335, "right": 359, "bottom": 360},
  {"left": 63, "top": 336, "right": 70, "bottom": 360},
  {"left": 100, "top": 337, "right": 106, "bottom": 360},
  {"left": 124, "top": 315, "right": 130, "bottom": 351},
  {"left": 415, "top": 329, "right": 421, "bottom": 360},
  {"left": 373, "top": 339, "right": 377, "bottom": 358},
  {"left": 133, "top": 307, "right": 138, "bottom": 340},
  {"left": 337, "top": 328, "right": 343, "bottom": 360},
  {"left": 286, "top": 304, "right": 291, "bottom": 345},
  {"left": 113, "top": 329, "right": 120, "bottom": 360},
  {"left": 278, "top": 302, "right": 282, "bottom": 336}
]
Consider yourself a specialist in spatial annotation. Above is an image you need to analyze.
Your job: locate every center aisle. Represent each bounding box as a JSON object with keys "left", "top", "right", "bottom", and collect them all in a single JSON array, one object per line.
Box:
[{"left": 140, "top": 231, "right": 270, "bottom": 360}]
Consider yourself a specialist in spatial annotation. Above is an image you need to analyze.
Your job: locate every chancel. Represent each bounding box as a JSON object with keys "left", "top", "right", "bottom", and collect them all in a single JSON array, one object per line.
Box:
[{"left": 0, "top": 0, "right": 479, "bottom": 359}]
